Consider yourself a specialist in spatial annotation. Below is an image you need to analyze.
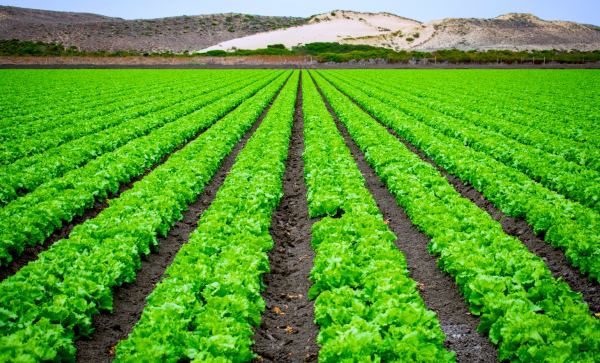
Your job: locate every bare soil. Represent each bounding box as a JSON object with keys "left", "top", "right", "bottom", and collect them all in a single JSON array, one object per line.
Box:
[
  {"left": 72, "top": 76, "right": 288, "bottom": 362},
  {"left": 251, "top": 73, "right": 320, "bottom": 363},
  {"left": 1, "top": 62, "right": 599, "bottom": 69},
  {"left": 310, "top": 73, "right": 500, "bottom": 362}
]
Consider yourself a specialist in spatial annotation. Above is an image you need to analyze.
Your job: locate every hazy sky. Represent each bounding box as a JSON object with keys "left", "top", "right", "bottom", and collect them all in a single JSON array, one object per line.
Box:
[{"left": 2, "top": 0, "right": 599, "bottom": 25}]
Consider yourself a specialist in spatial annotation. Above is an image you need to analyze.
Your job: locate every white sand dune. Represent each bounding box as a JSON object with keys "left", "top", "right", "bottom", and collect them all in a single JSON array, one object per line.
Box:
[{"left": 201, "top": 11, "right": 435, "bottom": 52}]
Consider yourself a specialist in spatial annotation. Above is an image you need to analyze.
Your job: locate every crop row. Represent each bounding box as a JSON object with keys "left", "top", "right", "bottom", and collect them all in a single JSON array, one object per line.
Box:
[
  {"left": 115, "top": 70, "right": 299, "bottom": 363},
  {"left": 0, "top": 71, "right": 268, "bottom": 207},
  {"left": 303, "top": 71, "right": 453, "bottom": 362},
  {"left": 350, "top": 70, "right": 600, "bottom": 173},
  {"left": 336, "top": 71, "right": 600, "bottom": 213},
  {"left": 0, "top": 70, "right": 98, "bottom": 118},
  {"left": 0, "top": 71, "right": 291, "bottom": 363},
  {"left": 0, "top": 71, "right": 282, "bottom": 265},
  {"left": 319, "top": 70, "right": 600, "bottom": 282},
  {"left": 0, "top": 70, "right": 168, "bottom": 121},
  {"left": 392, "top": 71, "right": 600, "bottom": 147},
  {"left": 396, "top": 71, "right": 600, "bottom": 154},
  {"left": 0, "top": 72, "right": 250, "bottom": 165},
  {"left": 0, "top": 73, "right": 178, "bottom": 131},
  {"left": 312, "top": 70, "right": 600, "bottom": 362},
  {"left": 411, "top": 71, "right": 598, "bottom": 130},
  {"left": 0, "top": 71, "right": 223, "bottom": 142}
]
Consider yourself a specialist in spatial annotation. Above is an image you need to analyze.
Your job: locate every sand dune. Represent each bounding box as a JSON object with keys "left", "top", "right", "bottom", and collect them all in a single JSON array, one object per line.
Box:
[{"left": 203, "top": 11, "right": 435, "bottom": 52}]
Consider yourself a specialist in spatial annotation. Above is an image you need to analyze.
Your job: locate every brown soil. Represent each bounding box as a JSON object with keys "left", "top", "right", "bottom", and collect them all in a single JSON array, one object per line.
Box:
[
  {"left": 251, "top": 74, "right": 320, "bottom": 363},
  {"left": 311, "top": 73, "right": 500, "bottom": 362},
  {"left": 2, "top": 62, "right": 599, "bottom": 69},
  {"left": 73, "top": 76, "right": 288, "bottom": 362},
  {"left": 324, "top": 77, "right": 600, "bottom": 317}
]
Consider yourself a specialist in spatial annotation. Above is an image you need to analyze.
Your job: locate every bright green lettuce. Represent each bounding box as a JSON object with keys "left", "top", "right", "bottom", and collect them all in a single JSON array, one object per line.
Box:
[
  {"left": 0, "top": 71, "right": 289, "bottom": 363},
  {"left": 115, "top": 71, "right": 299, "bottom": 362},
  {"left": 312, "top": 69, "right": 600, "bottom": 362},
  {"left": 303, "top": 71, "right": 454, "bottom": 363}
]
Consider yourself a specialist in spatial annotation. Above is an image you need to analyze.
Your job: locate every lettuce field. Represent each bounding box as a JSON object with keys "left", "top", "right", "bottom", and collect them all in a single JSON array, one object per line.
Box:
[{"left": 1, "top": 69, "right": 599, "bottom": 363}]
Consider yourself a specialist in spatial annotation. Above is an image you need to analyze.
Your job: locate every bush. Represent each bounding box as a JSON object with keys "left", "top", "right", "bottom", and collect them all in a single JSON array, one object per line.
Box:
[
  {"left": 203, "top": 50, "right": 227, "bottom": 56},
  {"left": 267, "top": 44, "right": 285, "bottom": 49},
  {"left": 406, "top": 37, "right": 414, "bottom": 42}
]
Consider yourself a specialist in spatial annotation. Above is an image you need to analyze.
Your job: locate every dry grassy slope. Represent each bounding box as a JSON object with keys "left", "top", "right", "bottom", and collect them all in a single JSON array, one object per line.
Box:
[
  {"left": 0, "top": 5, "right": 307, "bottom": 53},
  {"left": 205, "top": 10, "right": 600, "bottom": 52},
  {"left": 416, "top": 13, "right": 600, "bottom": 51},
  {"left": 2, "top": 6, "right": 599, "bottom": 53}
]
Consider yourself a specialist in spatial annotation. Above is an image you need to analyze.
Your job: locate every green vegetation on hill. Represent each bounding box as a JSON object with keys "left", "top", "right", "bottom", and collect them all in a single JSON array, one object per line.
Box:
[
  {"left": 292, "top": 42, "right": 384, "bottom": 55},
  {"left": 1, "top": 39, "right": 599, "bottom": 63}
]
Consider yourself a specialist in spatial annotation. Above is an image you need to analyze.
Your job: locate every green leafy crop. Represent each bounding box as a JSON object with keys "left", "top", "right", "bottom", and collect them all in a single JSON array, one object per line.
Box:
[
  {"left": 115, "top": 71, "right": 298, "bottom": 362},
  {"left": 302, "top": 71, "right": 454, "bottom": 362},
  {"left": 313, "top": 69, "right": 600, "bottom": 362}
]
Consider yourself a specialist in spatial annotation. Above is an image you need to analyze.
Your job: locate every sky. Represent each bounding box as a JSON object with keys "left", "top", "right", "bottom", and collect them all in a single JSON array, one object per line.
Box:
[{"left": 2, "top": 0, "right": 599, "bottom": 25}]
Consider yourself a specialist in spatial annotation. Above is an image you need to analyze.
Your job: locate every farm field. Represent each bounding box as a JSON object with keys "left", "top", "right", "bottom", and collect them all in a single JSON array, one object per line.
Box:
[{"left": 0, "top": 69, "right": 599, "bottom": 363}]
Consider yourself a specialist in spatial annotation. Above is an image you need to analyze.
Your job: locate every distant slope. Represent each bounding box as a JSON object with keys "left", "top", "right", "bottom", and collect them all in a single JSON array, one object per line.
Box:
[
  {"left": 0, "top": 5, "right": 307, "bottom": 53},
  {"left": 207, "top": 11, "right": 600, "bottom": 52},
  {"left": 415, "top": 13, "right": 600, "bottom": 51},
  {"left": 203, "top": 11, "right": 434, "bottom": 52},
  {"left": 1, "top": 6, "right": 599, "bottom": 53}
]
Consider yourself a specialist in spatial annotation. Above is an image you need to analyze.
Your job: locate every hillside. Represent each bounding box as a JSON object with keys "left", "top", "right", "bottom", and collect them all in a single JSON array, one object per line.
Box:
[
  {"left": 208, "top": 11, "right": 600, "bottom": 52},
  {"left": 0, "top": 5, "right": 307, "bottom": 53},
  {"left": 1, "top": 6, "right": 599, "bottom": 53},
  {"left": 415, "top": 13, "right": 600, "bottom": 51}
]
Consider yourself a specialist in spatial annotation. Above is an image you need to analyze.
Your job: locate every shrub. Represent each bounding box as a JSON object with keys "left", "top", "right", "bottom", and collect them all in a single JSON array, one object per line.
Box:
[
  {"left": 203, "top": 49, "right": 227, "bottom": 56},
  {"left": 406, "top": 37, "right": 414, "bottom": 42}
]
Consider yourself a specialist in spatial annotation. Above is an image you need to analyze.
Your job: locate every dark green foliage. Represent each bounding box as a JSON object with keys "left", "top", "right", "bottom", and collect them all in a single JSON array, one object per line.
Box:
[
  {"left": 293, "top": 42, "right": 383, "bottom": 55},
  {"left": 1, "top": 38, "right": 597, "bottom": 63},
  {"left": 203, "top": 49, "right": 227, "bottom": 56},
  {"left": 0, "top": 39, "right": 70, "bottom": 56}
]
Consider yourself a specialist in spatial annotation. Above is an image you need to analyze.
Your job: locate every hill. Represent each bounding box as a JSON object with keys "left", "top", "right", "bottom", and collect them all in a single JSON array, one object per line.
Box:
[
  {"left": 415, "top": 13, "right": 600, "bottom": 51},
  {"left": 1, "top": 6, "right": 599, "bottom": 53},
  {"left": 0, "top": 5, "right": 307, "bottom": 53}
]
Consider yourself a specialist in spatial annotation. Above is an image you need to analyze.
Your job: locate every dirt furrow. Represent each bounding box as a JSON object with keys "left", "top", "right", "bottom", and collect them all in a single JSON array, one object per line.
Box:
[
  {"left": 310, "top": 72, "right": 500, "bottom": 363},
  {"left": 251, "top": 73, "right": 320, "bottom": 363},
  {"left": 73, "top": 78, "right": 290, "bottom": 363}
]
